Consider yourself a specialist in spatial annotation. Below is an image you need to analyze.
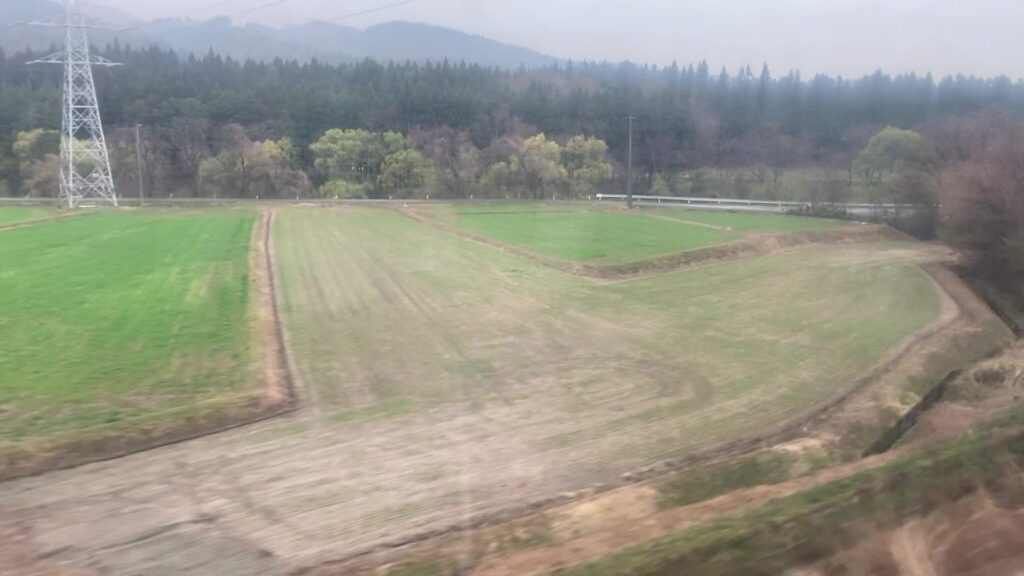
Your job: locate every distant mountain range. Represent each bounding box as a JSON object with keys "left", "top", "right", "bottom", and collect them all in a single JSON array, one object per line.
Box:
[{"left": 0, "top": 0, "right": 559, "bottom": 69}]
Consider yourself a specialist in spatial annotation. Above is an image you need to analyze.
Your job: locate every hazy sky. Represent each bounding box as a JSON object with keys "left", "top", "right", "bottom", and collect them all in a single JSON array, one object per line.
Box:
[{"left": 89, "top": 0, "right": 1022, "bottom": 78}]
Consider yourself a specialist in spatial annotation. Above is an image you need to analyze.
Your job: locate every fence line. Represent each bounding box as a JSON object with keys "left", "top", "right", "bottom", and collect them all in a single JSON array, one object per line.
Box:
[{"left": 595, "top": 193, "right": 923, "bottom": 214}]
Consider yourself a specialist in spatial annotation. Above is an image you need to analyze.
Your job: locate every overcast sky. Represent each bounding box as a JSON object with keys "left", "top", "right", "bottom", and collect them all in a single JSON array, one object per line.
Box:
[{"left": 88, "top": 0, "right": 1021, "bottom": 79}]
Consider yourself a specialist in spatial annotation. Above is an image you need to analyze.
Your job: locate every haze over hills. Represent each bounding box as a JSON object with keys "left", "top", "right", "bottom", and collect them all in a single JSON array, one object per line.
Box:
[{"left": 0, "top": 0, "right": 559, "bottom": 69}]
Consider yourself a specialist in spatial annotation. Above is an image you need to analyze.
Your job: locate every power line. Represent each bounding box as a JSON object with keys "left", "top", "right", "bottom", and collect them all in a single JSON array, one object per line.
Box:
[
  {"left": 325, "top": 0, "right": 418, "bottom": 23},
  {"left": 234, "top": 0, "right": 292, "bottom": 18},
  {"left": 187, "top": 0, "right": 239, "bottom": 17}
]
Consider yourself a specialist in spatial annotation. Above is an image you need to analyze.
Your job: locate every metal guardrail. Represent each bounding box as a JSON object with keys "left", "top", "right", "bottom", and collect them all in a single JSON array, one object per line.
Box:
[{"left": 594, "top": 194, "right": 920, "bottom": 211}]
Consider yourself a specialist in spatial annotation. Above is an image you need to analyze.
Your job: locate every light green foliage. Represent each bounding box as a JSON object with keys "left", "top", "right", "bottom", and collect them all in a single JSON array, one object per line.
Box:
[
  {"left": 318, "top": 178, "right": 369, "bottom": 199},
  {"left": 12, "top": 129, "right": 61, "bottom": 196},
  {"left": 452, "top": 209, "right": 737, "bottom": 264},
  {"left": 651, "top": 174, "right": 674, "bottom": 196},
  {"left": 12, "top": 129, "right": 60, "bottom": 174},
  {"left": 562, "top": 135, "right": 613, "bottom": 195},
  {"left": 264, "top": 137, "right": 300, "bottom": 168},
  {"left": 480, "top": 157, "right": 522, "bottom": 197},
  {"left": 197, "top": 152, "right": 240, "bottom": 197},
  {"left": 311, "top": 129, "right": 425, "bottom": 197},
  {"left": 378, "top": 148, "right": 432, "bottom": 197},
  {"left": 520, "top": 134, "right": 568, "bottom": 198},
  {"left": 198, "top": 137, "right": 310, "bottom": 198},
  {"left": 854, "top": 127, "right": 927, "bottom": 187},
  {"left": 310, "top": 128, "right": 405, "bottom": 186},
  {"left": 479, "top": 134, "right": 610, "bottom": 199},
  {"left": 482, "top": 134, "right": 572, "bottom": 199},
  {"left": 0, "top": 211, "right": 257, "bottom": 439}
]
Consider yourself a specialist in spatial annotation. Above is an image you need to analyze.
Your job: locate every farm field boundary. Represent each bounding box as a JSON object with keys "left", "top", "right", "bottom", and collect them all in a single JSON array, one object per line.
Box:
[
  {"left": 0, "top": 211, "right": 87, "bottom": 232},
  {"left": 321, "top": 265, "right": 1014, "bottom": 576},
  {"left": 401, "top": 205, "right": 916, "bottom": 280},
  {"left": 0, "top": 209, "right": 296, "bottom": 481}
]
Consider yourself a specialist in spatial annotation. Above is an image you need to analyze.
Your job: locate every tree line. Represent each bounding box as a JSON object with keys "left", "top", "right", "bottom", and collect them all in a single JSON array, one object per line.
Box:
[{"left": 3, "top": 43, "right": 1024, "bottom": 200}]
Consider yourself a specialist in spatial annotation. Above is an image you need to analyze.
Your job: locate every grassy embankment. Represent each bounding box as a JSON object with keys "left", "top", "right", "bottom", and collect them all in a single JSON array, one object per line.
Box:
[{"left": 558, "top": 407, "right": 1024, "bottom": 576}]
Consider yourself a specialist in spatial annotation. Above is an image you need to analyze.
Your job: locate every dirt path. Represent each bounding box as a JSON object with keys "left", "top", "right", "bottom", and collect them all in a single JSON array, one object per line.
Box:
[{"left": 251, "top": 209, "right": 295, "bottom": 408}]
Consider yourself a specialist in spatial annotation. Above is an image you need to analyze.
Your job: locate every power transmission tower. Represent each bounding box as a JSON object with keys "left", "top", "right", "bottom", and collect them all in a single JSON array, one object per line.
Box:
[{"left": 27, "top": 0, "right": 121, "bottom": 208}]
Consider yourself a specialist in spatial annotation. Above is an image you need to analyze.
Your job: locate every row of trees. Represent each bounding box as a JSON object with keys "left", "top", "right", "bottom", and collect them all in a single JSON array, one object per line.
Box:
[
  {"left": 6, "top": 124, "right": 616, "bottom": 200},
  {"left": 4, "top": 43, "right": 1024, "bottom": 197},
  {"left": 311, "top": 129, "right": 612, "bottom": 199},
  {"left": 932, "top": 111, "right": 1024, "bottom": 308}
]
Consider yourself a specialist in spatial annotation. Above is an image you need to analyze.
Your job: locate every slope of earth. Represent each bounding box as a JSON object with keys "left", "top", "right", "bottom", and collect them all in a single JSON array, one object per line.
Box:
[
  {"left": 545, "top": 409, "right": 1024, "bottom": 576},
  {"left": 0, "top": 205, "right": 53, "bottom": 227},
  {"left": 0, "top": 206, "right": 951, "bottom": 575},
  {"left": 0, "top": 209, "right": 267, "bottom": 477},
  {"left": 812, "top": 491, "right": 1024, "bottom": 576}
]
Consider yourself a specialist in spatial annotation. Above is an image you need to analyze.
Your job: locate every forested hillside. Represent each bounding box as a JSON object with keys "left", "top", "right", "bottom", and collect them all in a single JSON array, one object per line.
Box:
[{"left": 4, "top": 46, "right": 1022, "bottom": 200}]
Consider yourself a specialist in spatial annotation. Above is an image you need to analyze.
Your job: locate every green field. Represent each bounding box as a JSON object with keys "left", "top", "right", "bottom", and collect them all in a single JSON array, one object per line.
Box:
[
  {"left": 0, "top": 210, "right": 258, "bottom": 441},
  {"left": 276, "top": 207, "right": 940, "bottom": 467},
  {"left": 448, "top": 209, "right": 739, "bottom": 264},
  {"left": 420, "top": 203, "right": 846, "bottom": 264},
  {"left": 0, "top": 206, "right": 53, "bottom": 226},
  {"left": 657, "top": 208, "right": 844, "bottom": 233}
]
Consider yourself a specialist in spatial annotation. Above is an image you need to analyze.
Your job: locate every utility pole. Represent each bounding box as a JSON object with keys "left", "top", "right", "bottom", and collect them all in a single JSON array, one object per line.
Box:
[
  {"left": 26, "top": 0, "right": 121, "bottom": 208},
  {"left": 135, "top": 123, "right": 144, "bottom": 206},
  {"left": 626, "top": 116, "right": 636, "bottom": 209}
]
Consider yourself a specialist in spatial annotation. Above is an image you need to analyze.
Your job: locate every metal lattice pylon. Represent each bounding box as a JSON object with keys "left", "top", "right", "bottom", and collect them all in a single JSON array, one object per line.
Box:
[{"left": 28, "top": 0, "right": 121, "bottom": 208}]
